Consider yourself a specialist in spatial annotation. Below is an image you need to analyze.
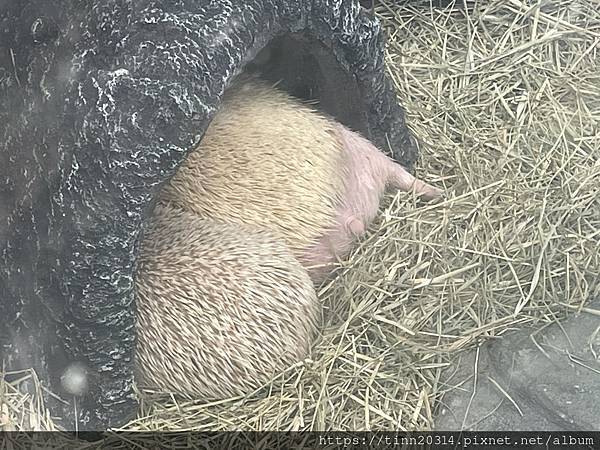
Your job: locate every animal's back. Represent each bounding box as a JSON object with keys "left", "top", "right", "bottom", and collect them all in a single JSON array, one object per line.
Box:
[
  {"left": 135, "top": 204, "right": 320, "bottom": 398},
  {"left": 160, "top": 78, "right": 345, "bottom": 257}
]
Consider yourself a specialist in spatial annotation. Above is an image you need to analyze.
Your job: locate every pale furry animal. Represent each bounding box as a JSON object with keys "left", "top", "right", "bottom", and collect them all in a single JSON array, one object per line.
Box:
[
  {"left": 135, "top": 204, "right": 320, "bottom": 398},
  {"left": 160, "top": 77, "right": 442, "bottom": 282},
  {"left": 161, "top": 77, "right": 345, "bottom": 277}
]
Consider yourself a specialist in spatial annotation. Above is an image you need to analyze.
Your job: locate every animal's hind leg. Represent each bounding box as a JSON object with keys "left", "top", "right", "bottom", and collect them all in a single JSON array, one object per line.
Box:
[
  {"left": 387, "top": 160, "right": 443, "bottom": 200},
  {"left": 334, "top": 123, "right": 443, "bottom": 201}
]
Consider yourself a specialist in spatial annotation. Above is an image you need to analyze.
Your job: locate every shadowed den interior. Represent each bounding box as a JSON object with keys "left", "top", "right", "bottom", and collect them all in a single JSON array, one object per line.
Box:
[{"left": 244, "top": 33, "right": 370, "bottom": 137}]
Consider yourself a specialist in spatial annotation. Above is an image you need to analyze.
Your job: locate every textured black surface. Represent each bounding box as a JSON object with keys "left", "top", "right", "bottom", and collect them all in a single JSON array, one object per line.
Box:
[
  {"left": 435, "top": 302, "right": 600, "bottom": 431},
  {"left": 0, "top": 0, "right": 418, "bottom": 430}
]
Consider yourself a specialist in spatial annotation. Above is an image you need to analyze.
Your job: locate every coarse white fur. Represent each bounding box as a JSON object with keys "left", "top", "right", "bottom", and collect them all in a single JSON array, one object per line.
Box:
[
  {"left": 135, "top": 204, "right": 320, "bottom": 398},
  {"left": 159, "top": 77, "right": 347, "bottom": 264}
]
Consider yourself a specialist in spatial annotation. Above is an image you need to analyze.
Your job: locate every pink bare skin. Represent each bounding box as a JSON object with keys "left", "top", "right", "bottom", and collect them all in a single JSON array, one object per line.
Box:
[{"left": 301, "top": 125, "right": 443, "bottom": 282}]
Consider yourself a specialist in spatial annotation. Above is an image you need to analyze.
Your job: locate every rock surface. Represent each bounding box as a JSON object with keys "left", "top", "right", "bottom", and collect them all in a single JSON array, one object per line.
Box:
[
  {"left": 0, "top": 0, "right": 417, "bottom": 430},
  {"left": 436, "top": 302, "right": 600, "bottom": 431}
]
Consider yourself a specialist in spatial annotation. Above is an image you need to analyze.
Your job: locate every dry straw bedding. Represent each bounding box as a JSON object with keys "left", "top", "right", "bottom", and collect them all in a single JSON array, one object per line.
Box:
[{"left": 2, "top": 0, "right": 599, "bottom": 436}]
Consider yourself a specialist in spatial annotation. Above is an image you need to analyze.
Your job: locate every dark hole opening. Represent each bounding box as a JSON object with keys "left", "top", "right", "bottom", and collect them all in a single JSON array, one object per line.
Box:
[{"left": 243, "top": 32, "right": 369, "bottom": 138}]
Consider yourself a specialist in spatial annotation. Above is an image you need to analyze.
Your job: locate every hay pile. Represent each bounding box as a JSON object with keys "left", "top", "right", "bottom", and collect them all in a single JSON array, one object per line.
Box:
[{"left": 2, "top": 0, "right": 599, "bottom": 434}]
